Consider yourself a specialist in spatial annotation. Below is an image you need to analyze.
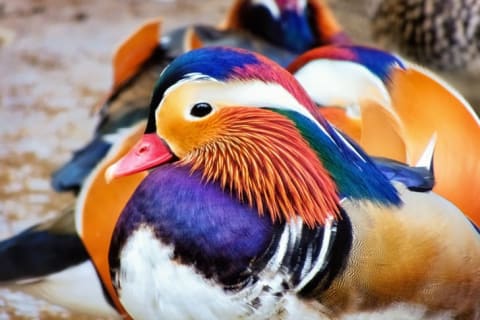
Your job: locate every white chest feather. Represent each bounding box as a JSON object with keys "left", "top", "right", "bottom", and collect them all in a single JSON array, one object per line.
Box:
[
  {"left": 116, "top": 227, "right": 327, "bottom": 320},
  {"left": 117, "top": 227, "right": 245, "bottom": 320}
]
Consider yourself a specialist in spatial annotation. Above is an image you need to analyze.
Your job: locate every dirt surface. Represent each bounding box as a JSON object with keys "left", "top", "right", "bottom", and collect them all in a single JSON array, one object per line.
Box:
[{"left": 0, "top": 0, "right": 478, "bottom": 319}]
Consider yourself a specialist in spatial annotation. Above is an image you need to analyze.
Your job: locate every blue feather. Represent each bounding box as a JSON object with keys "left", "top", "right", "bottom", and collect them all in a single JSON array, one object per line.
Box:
[
  {"left": 346, "top": 46, "right": 406, "bottom": 82},
  {"left": 280, "top": 10, "right": 317, "bottom": 53},
  {"left": 0, "top": 220, "right": 88, "bottom": 282},
  {"left": 51, "top": 137, "right": 111, "bottom": 192},
  {"left": 159, "top": 47, "right": 259, "bottom": 84},
  {"left": 237, "top": 4, "right": 317, "bottom": 53},
  {"left": 372, "top": 158, "right": 435, "bottom": 192}
]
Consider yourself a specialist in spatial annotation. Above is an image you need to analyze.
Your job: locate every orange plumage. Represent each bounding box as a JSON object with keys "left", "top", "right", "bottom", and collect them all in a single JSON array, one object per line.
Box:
[
  {"left": 388, "top": 67, "right": 480, "bottom": 224},
  {"left": 78, "top": 122, "right": 147, "bottom": 317}
]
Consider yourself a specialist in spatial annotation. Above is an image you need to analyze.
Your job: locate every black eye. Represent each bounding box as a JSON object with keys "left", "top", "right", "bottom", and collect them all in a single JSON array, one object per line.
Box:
[{"left": 190, "top": 103, "right": 213, "bottom": 118}]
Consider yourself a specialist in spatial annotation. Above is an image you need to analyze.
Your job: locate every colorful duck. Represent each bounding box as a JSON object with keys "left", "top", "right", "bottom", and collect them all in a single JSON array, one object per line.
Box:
[
  {"left": 1, "top": 0, "right": 348, "bottom": 316},
  {"left": 75, "top": 1, "right": 348, "bottom": 315},
  {"left": 290, "top": 44, "right": 480, "bottom": 226},
  {"left": 106, "top": 47, "right": 480, "bottom": 319}
]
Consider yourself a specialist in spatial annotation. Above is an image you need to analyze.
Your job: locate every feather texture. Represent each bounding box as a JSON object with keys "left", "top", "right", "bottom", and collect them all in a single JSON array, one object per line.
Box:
[{"left": 181, "top": 107, "right": 340, "bottom": 227}]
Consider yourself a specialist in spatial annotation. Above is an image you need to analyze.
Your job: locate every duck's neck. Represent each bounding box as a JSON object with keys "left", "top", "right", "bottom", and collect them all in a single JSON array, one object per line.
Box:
[{"left": 110, "top": 164, "right": 352, "bottom": 293}]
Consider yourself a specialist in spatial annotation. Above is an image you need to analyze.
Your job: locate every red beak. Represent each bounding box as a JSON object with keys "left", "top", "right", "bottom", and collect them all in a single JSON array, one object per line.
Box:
[{"left": 105, "top": 133, "right": 173, "bottom": 182}]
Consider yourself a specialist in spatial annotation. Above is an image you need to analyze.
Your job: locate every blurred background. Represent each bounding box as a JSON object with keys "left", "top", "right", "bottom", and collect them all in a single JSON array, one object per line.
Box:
[{"left": 0, "top": 0, "right": 478, "bottom": 318}]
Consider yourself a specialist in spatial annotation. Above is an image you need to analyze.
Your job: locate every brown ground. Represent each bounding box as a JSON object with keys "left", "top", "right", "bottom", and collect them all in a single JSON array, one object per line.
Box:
[{"left": 0, "top": 0, "right": 478, "bottom": 318}]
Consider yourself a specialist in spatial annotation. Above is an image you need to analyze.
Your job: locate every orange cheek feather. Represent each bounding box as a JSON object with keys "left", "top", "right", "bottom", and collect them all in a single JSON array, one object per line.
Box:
[
  {"left": 79, "top": 122, "right": 148, "bottom": 317},
  {"left": 156, "top": 85, "right": 222, "bottom": 158}
]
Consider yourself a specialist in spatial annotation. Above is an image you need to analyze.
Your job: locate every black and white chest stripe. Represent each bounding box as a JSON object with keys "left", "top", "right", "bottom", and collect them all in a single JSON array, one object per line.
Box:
[{"left": 230, "top": 209, "right": 352, "bottom": 315}]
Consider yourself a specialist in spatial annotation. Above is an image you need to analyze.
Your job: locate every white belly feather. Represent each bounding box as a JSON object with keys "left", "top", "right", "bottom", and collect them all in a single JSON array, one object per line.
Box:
[{"left": 118, "top": 227, "right": 246, "bottom": 320}]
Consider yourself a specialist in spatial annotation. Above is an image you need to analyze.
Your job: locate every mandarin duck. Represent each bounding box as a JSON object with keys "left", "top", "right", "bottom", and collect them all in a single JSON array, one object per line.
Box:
[
  {"left": 289, "top": 44, "right": 480, "bottom": 226},
  {"left": 371, "top": 0, "right": 480, "bottom": 71},
  {"left": 1, "top": 1, "right": 348, "bottom": 316},
  {"left": 106, "top": 47, "right": 480, "bottom": 319}
]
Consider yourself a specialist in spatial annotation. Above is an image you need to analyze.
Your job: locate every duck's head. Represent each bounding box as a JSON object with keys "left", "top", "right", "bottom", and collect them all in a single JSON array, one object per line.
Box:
[{"left": 106, "top": 46, "right": 340, "bottom": 227}]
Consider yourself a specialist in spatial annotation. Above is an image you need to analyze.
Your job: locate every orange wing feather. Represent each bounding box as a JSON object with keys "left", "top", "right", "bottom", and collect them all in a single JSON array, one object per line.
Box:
[
  {"left": 318, "top": 102, "right": 406, "bottom": 162},
  {"left": 112, "top": 18, "right": 161, "bottom": 91},
  {"left": 184, "top": 27, "right": 204, "bottom": 51},
  {"left": 359, "top": 100, "right": 406, "bottom": 162},
  {"left": 313, "top": 64, "right": 479, "bottom": 224},
  {"left": 318, "top": 107, "right": 361, "bottom": 142},
  {"left": 389, "top": 66, "right": 480, "bottom": 224},
  {"left": 77, "top": 122, "right": 148, "bottom": 316}
]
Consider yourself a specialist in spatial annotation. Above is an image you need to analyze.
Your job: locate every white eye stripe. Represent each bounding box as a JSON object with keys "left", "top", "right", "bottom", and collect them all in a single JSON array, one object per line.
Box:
[
  {"left": 184, "top": 72, "right": 217, "bottom": 81},
  {"left": 157, "top": 73, "right": 218, "bottom": 118},
  {"left": 155, "top": 75, "right": 372, "bottom": 164},
  {"left": 160, "top": 76, "right": 309, "bottom": 116},
  {"left": 163, "top": 73, "right": 218, "bottom": 98},
  {"left": 158, "top": 78, "right": 334, "bottom": 140}
]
